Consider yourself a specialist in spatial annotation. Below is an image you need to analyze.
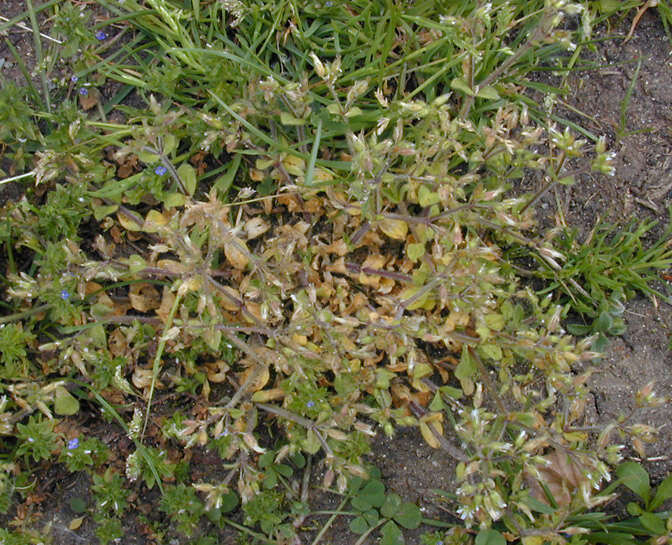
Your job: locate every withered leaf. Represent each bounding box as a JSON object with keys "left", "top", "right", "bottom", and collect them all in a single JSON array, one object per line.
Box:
[
  {"left": 224, "top": 237, "right": 250, "bottom": 270},
  {"left": 129, "top": 283, "right": 161, "bottom": 312}
]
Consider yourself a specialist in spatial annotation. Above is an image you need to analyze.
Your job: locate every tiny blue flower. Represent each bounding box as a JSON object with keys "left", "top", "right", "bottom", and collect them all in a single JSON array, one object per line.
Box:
[
  {"left": 154, "top": 165, "right": 167, "bottom": 176},
  {"left": 95, "top": 30, "right": 107, "bottom": 41},
  {"left": 71, "top": 75, "right": 79, "bottom": 83},
  {"left": 60, "top": 289, "right": 70, "bottom": 300},
  {"left": 68, "top": 438, "right": 79, "bottom": 450},
  {"left": 306, "top": 400, "right": 315, "bottom": 408},
  {"left": 79, "top": 88, "right": 88, "bottom": 96},
  {"left": 325, "top": 1, "right": 334, "bottom": 6}
]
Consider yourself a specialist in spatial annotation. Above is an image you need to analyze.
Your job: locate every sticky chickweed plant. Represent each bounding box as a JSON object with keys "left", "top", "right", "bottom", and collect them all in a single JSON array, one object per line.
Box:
[{"left": 1, "top": 0, "right": 671, "bottom": 544}]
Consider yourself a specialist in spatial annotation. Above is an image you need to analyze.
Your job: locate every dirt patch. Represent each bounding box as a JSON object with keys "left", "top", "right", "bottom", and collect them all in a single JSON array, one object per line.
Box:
[{"left": 520, "top": 10, "right": 672, "bottom": 479}]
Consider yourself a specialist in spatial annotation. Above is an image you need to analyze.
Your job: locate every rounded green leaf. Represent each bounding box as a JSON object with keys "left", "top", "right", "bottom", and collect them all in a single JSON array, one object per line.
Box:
[
  {"left": 359, "top": 479, "right": 386, "bottom": 508},
  {"left": 349, "top": 516, "right": 369, "bottom": 535},
  {"left": 220, "top": 492, "right": 239, "bottom": 513},
  {"left": 54, "top": 386, "right": 80, "bottom": 416},
  {"left": 475, "top": 529, "right": 506, "bottom": 545},
  {"left": 381, "top": 493, "right": 402, "bottom": 518},
  {"left": 407, "top": 242, "right": 425, "bottom": 262},
  {"left": 380, "top": 520, "right": 404, "bottom": 545},
  {"left": 393, "top": 502, "right": 422, "bottom": 529}
]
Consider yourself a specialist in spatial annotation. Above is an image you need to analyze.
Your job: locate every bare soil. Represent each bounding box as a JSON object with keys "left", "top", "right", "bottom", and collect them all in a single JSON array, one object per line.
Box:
[{"left": 1, "top": 5, "right": 671, "bottom": 545}]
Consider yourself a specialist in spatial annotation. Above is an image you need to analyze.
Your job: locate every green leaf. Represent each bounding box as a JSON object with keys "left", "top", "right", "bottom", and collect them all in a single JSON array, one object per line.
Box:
[
  {"left": 418, "top": 185, "right": 440, "bottom": 207},
  {"left": 349, "top": 516, "right": 368, "bottom": 534},
  {"left": 162, "top": 134, "right": 177, "bottom": 156},
  {"left": 177, "top": 163, "right": 197, "bottom": 196},
  {"left": 616, "top": 462, "right": 650, "bottom": 503},
  {"left": 345, "top": 106, "right": 363, "bottom": 118},
  {"left": 650, "top": 473, "right": 672, "bottom": 510},
  {"left": 214, "top": 154, "right": 241, "bottom": 196},
  {"left": 303, "top": 429, "right": 321, "bottom": 454},
  {"left": 407, "top": 242, "right": 425, "bottom": 262},
  {"left": 429, "top": 392, "right": 444, "bottom": 412},
  {"left": 479, "top": 343, "right": 502, "bottom": 361},
  {"left": 359, "top": 479, "right": 386, "bottom": 508},
  {"left": 393, "top": 502, "right": 422, "bottom": 529},
  {"left": 69, "top": 497, "right": 87, "bottom": 513},
  {"left": 598, "top": 0, "right": 623, "bottom": 13},
  {"left": 290, "top": 452, "right": 306, "bottom": 469},
  {"left": 484, "top": 313, "right": 505, "bottom": 331},
  {"left": 164, "top": 192, "right": 186, "bottom": 208},
  {"left": 450, "top": 77, "right": 474, "bottom": 96},
  {"left": 626, "top": 501, "right": 642, "bottom": 516},
  {"left": 54, "top": 386, "right": 80, "bottom": 416},
  {"left": 475, "top": 529, "right": 506, "bottom": 545},
  {"left": 275, "top": 464, "right": 293, "bottom": 478},
  {"left": 137, "top": 150, "right": 160, "bottom": 163},
  {"left": 381, "top": 493, "right": 402, "bottom": 518},
  {"left": 584, "top": 532, "right": 637, "bottom": 545},
  {"left": 557, "top": 175, "right": 576, "bottom": 186},
  {"left": 455, "top": 346, "right": 477, "bottom": 393},
  {"left": 380, "top": 520, "right": 404, "bottom": 545},
  {"left": 93, "top": 203, "right": 119, "bottom": 221},
  {"left": 220, "top": 492, "right": 239, "bottom": 513},
  {"left": 475, "top": 85, "right": 500, "bottom": 100},
  {"left": 638, "top": 513, "right": 666, "bottom": 535},
  {"left": 280, "top": 112, "right": 306, "bottom": 125},
  {"left": 351, "top": 495, "right": 372, "bottom": 512}
]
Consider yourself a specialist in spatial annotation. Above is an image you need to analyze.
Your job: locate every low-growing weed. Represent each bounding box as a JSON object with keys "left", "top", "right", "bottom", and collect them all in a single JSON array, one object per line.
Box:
[{"left": 0, "top": 0, "right": 671, "bottom": 544}]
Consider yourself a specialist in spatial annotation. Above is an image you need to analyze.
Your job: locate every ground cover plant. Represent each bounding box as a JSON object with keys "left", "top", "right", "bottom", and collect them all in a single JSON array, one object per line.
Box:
[{"left": 0, "top": 0, "right": 671, "bottom": 543}]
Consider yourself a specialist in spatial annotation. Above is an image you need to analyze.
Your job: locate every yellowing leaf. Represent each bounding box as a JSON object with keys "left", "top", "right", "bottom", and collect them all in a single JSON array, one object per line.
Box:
[
  {"left": 239, "top": 364, "right": 270, "bottom": 393},
  {"left": 407, "top": 242, "right": 425, "bottom": 262},
  {"left": 379, "top": 218, "right": 408, "bottom": 240},
  {"left": 69, "top": 516, "right": 85, "bottom": 531},
  {"left": 399, "top": 286, "right": 436, "bottom": 311},
  {"left": 129, "top": 283, "right": 161, "bottom": 312},
  {"left": 358, "top": 254, "right": 386, "bottom": 287},
  {"left": 164, "top": 192, "right": 186, "bottom": 208},
  {"left": 313, "top": 168, "right": 334, "bottom": 182},
  {"left": 484, "top": 313, "right": 505, "bottom": 331},
  {"left": 282, "top": 155, "right": 306, "bottom": 177},
  {"left": 418, "top": 185, "right": 441, "bottom": 207},
  {"left": 249, "top": 168, "right": 265, "bottom": 181},
  {"left": 522, "top": 537, "right": 544, "bottom": 545},
  {"left": 117, "top": 211, "right": 143, "bottom": 231},
  {"left": 251, "top": 388, "right": 286, "bottom": 402},
  {"left": 242, "top": 432, "right": 266, "bottom": 453},
  {"left": 54, "top": 386, "right": 80, "bottom": 416},
  {"left": 156, "top": 259, "right": 186, "bottom": 274},
  {"left": 143, "top": 210, "right": 170, "bottom": 232},
  {"left": 219, "top": 285, "right": 242, "bottom": 311},
  {"left": 419, "top": 420, "right": 441, "bottom": 449},
  {"left": 224, "top": 237, "right": 250, "bottom": 270}
]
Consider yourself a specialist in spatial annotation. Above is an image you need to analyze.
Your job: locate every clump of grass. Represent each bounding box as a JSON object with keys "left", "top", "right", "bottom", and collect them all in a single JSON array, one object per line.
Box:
[{"left": 0, "top": 1, "right": 670, "bottom": 544}]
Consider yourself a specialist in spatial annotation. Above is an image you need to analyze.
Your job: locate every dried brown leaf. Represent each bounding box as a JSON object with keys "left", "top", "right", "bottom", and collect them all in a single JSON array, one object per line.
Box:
[{"left": 129, "top": 283, "right": 161, "bottom": 312}]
